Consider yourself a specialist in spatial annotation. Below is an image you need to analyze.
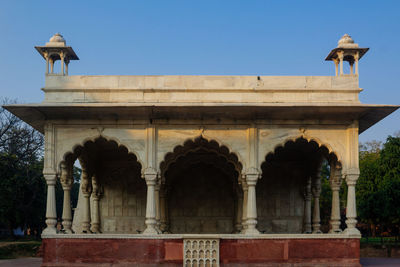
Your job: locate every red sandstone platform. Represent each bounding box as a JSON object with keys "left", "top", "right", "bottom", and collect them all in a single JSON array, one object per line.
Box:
[{"left": 41, "top": 236, "right": 360, "bottom": 267}]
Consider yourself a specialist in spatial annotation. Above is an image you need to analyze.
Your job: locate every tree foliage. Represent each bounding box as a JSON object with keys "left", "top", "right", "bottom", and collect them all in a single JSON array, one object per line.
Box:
[
  {"left": 357, "top": 136, "right": 400, "bottom": 236},
  {"left": 0, "top": 98, "right": 45, "bottom": 237}
]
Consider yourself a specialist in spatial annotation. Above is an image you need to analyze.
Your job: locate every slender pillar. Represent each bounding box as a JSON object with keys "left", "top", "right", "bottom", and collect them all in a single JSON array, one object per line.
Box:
[
  {"left": 350, "top": 62, "right": 354, "bottom": 75},
  {"left": 60, "top": 162, "right": 73, "bottom": 234},
  {"left": 312, "top": 174, "right": 322, "bottom": 233},
  {"left": 81, "top": 168, "right": 92, "bottom": 233},
  {"left": 354, "top": 52, "right": 359, "bottom": 76},
  {"left": 303, "top": 176, "right": 312, "bottom": 233},
  {"left": 343, "top": 171, "right": 361, "bottom": 235},
  {"left": 159, "top": 186, "right": 168, "bottom": 233},
  {"left": 243, "top": 170, "right": 260, "bottom": 235},
  {"left": 333, "top": 58, "right": 339, "bottom": 76},
  {"left": 90, "top": 175, "right": 102, "bottom": 233},
  {"left": 240, "top": 180, "right": 248, "bottom": 233},
  {"left": 45, "top": 52, "right": 49, "bottom": 74},
  {"left": 65, "top": 60, "right": 69, "bottom": 75},
  {"left": 49, "top": 58, "right": 54, "bottom": 74},
  {"left": 143, "top": 168, "right": 158, "bottom": 235},
  {"left": 42, "top": 173, "right": 58, "bottom": 235},
  {"left": 338, "top": 51, "right": 344, "bottom": 75},
  {"left": 235, "top": 187, "right": 243, "bottom": 233},
  {"left": 155, "top": 181, "right": 161, "bottom": 234},
  {"left": 329, "top": 167, "right": 342, "bottom": 233},
  {"left": 60, "top": 52, "right": 65, "bottom": 75}
]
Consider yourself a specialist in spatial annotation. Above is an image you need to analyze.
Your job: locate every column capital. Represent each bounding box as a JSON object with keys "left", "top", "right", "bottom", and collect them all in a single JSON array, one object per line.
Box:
[
  {"left": 143, "top": 168, "right": 158, "bottom": 185},
  {"left": 345, "top": 168, "right": 359, "bottom": 184},
  {"left": 244, "top": 167, "right": 261, "bottom": 185}
]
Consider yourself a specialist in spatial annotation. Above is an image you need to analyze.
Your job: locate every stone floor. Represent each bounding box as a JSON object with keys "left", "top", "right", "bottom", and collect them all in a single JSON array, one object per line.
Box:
[{"left": 1, "top": 257, "right": 400, "bottom": 266}]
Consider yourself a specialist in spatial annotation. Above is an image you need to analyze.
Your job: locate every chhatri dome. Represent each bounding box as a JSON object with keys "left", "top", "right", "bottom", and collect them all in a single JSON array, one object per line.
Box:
[
  {"left": 337, "top": 34, "right": 358, "bottom": 48},
  {"left": 46, "top": 33, "right": 66, "bottom": 47}
]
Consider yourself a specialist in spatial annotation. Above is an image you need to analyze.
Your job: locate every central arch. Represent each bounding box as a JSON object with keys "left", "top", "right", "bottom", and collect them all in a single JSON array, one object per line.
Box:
[{"left": 160, "top": 137, "right": 243, "bottom": 234}]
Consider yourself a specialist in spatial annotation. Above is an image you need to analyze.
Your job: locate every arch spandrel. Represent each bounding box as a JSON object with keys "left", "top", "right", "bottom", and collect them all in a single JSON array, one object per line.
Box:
[
  {"left": 157, "top": 128, "right": 248, "bottom": 171},
  {"left": 258, "top": 127, "right": 348, "bottom": 168},
  {"left": 55, "top": 127, "right": 145, "bottom": 171}
]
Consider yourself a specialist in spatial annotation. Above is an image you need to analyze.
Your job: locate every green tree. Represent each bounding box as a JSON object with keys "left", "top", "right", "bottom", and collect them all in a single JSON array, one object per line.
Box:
[
  {"left": 356, "top": 142, "right": 382, "bottom": 236},
  {"left": 378, "top": 136, "right": 400, "bottom": 235},
  {"left": 0, "top": 99, "right": 45, "bottom": 238}
]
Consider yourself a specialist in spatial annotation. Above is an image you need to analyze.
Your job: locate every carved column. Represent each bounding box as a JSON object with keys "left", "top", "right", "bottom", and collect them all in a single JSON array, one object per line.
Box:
[
  {"left": 338, "top": 51, "right": 344, "bottom": 75},
  {"left": 240, "top": 178, "right": 248, "bottom": 233},
  {"left": 243, "top": 169, "right": 260, "bottom": 235},
  {"left": 143, "top": 168, "right": 158, "bottom": 235},
  {"left": 49, "top": 58, "right": 54, "bottom": 74},
  {"left": 155, "top": 179, "right": 161, "bottom": 234},
  {"left": 44, "top": 52, "right": 49, "bottom": 74},
  {"left": 90, "top": 175, "right": 103, "bottom": 233},
  {"left": 81, "top": 165, "right": 92, "bottom": 233},
  {"left": 303, "top": 176, "right": 312, "bottom": 233},
  {"left": 60, "top": 51, "right": 65, "bottom": 75},
  {"left": 42, "top": 173, "right": 58, "bottom": 235},
  {"left": 329, "top": 166, "right": 342, "bottom": 233},
  {"left": 344, "top": 170, "right": 361, "bottom": 235},
  {"left": 311, "top": 173, "right": 322, "bottom": 233},
  {"left": 235, "top": 186, "right": 243, "bottom": 233},
  {"left": 60, "top": 162, "right": 73, "bottom": 234},
  {"left": 333, "top": 58, "right": 339, "bottom": 76}
]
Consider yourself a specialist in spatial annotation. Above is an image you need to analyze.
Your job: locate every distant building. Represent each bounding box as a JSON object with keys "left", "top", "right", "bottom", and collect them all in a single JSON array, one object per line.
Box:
[{"left": 5, "top": 33, "right": 398, "bottom": 266}]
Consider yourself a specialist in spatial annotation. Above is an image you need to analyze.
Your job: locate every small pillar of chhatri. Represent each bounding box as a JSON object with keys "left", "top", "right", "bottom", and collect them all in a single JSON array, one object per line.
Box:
[
  {"left": 35, "top": 33, "right": 79, "bottom": 76},
  {"left": 325, "top": 34, "right": 369, "bottom": 76}
]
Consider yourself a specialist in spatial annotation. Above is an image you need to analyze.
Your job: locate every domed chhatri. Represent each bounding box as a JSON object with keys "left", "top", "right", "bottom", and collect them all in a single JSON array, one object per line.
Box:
[
  {"left": 337, "top": 34, "right": 358, "bottom": 48},
  {"left": 46, "top": 33, "right": 66, "bottom": 47},
  {"left": 325, "top": 33, "right": 369, "bottom": 76},
  {"left": 35, "top": 32, "right": 79, "bottom": 75}
]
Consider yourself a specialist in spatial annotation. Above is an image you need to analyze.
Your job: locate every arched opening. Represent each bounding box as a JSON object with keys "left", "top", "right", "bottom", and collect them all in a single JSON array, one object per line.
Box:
[
  {"left": 258, "top": 137, "right": 340, "bottom": 234},
  {"left": 160, "top": 137, "right": 242, "bottom": 234},
  {"left": 62, "top": 137, "right": 144, "bottom": 234}
]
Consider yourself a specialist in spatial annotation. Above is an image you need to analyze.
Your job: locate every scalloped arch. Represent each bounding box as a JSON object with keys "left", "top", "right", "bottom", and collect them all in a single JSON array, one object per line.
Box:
[
  {"left": 262, "top": 135, "right": 342, "bottom": 167},
  {"left": 58, "top": 133, "right": 144, "bottom": 172},
  {"left": 159, "top": 136, "right": 243, "bottom": 179}
]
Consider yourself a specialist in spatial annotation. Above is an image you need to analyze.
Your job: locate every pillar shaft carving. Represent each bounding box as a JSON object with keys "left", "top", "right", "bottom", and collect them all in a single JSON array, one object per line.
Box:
[
  {"left": 42, "top": 173, "right": 57, "bottom": 235},
  {"left": 329, "top": 166, "right": 342, "bottom": 233},
  {"left": 143, "top": 168, "right": 158, "bottom": 235},
  {"left": 90, "top": 175, "right": 103, "bottom": 233},
  {"left": 240, "top": 179, "right": 248, "bottom": 233},
  {"left": 344, "top": 170, "right": 360, "bottom": 235},
  {"left": 311, "top": 173, "right": 322, "bottom": 234},
  {"left": 242, "top": 168, "right": 260, "bottom": 235},
  {"left": 60, "top": 162, "right": 73, "bottom": 234},
  {"left": 81, "top": 165, "right": 92, "bottom": 234}
]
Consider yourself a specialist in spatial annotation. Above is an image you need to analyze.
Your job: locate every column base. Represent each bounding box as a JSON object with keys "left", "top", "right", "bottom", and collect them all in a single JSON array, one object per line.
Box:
[
  {"left": 343, "top": 227, "right": 361, "bottom": 236},
  {"left": 242, "top": 227, "right": 260, "bottom": 235},
  {"left": 143, "top": 225, "right": 159, "bottom": 235},
  {"left": 42, "top": 226, "right": 57, "bottom": 235}
]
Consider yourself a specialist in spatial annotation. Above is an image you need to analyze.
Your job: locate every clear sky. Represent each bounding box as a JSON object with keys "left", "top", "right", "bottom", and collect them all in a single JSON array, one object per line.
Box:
[{"left": 0, "top": 0, "right": 399, "bottom": 142}]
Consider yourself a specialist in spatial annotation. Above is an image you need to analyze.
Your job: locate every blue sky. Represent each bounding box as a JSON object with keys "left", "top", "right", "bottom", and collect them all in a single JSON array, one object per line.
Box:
[{"left": 0, "top": 0, "right": 399, "bottom": 142}]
